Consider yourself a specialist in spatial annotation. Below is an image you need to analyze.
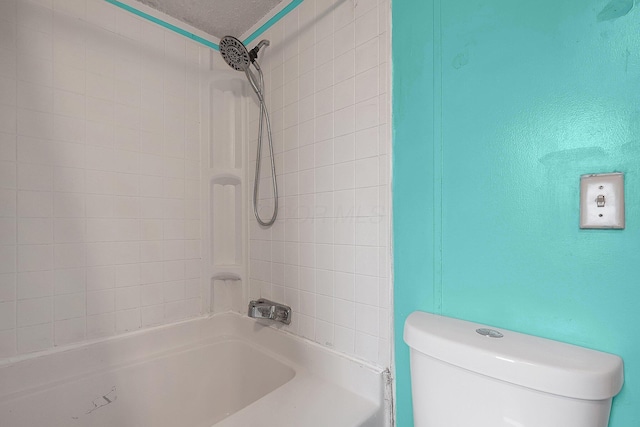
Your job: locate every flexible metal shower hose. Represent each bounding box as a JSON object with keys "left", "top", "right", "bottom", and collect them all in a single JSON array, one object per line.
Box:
[{"left": 245, "top": 61, "right": 278, "bottom": 227}]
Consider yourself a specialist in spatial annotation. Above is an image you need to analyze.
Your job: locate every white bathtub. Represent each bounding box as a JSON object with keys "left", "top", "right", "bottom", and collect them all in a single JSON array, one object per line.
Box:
[{"left": 0, "top": 313, "right": 389, "bottom": 427}]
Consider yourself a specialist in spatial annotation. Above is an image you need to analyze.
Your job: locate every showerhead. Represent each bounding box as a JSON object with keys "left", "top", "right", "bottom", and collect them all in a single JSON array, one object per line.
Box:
[
  {"left": 219, "top": 36, "right": 270, "bottom": 72},
  {"left": 219, "top": 36, "right": 251, "bottom": 71}
]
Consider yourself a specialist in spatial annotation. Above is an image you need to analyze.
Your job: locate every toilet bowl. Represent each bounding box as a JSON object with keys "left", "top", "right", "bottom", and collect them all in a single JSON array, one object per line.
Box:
[{"left": 404, "top": 312, "right": 624, "bottom": 427}]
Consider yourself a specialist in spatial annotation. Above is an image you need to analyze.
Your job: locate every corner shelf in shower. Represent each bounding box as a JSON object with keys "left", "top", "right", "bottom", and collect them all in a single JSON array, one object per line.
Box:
[
  {"left": 209, "top": 265, "right": 243, "bottom": 279},
  {"left": 202, "top": 61, "right": 251, "bottom": 314},
  {"left": 208, "top": 169, "right": 243, "bottom": 183}
]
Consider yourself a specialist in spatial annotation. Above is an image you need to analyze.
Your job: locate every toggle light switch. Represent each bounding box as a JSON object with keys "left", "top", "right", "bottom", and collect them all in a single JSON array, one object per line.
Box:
[{"left": 580, "top": 172, "right": 625, "bottom": 229}]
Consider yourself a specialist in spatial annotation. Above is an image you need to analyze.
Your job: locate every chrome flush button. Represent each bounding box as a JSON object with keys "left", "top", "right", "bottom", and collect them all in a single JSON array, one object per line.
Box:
[{"left": 476, "top": 328, "right": 504, "bottom": 338}]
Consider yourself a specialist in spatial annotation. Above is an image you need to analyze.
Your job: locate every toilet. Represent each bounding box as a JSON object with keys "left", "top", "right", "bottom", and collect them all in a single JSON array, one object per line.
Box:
[{"left": 404, "top": 312, "right": 624, "bottom": 427}]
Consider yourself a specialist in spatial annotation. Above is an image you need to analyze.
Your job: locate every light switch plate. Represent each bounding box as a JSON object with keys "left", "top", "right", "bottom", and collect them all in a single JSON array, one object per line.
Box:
[{"left": 580, "top": 173, "right": 625, "bottom": 229}]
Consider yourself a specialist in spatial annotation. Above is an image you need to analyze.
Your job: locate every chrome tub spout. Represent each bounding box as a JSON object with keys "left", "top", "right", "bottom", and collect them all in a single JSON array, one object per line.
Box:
[{"left": 248, "top": 299, "right": 292, "bottom": 325}]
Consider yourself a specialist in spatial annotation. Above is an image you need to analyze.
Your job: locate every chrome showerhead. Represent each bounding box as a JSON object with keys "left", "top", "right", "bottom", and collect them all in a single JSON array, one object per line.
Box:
[
  {"left": 219, "top": 36, "right": 251, "bottom": 71},
  {"left": 219, "top": 36, "right": 271, "bottom": 72}
]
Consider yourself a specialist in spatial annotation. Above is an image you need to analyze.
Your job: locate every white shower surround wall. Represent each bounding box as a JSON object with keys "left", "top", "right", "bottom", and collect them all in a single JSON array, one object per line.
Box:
[
  {"left": 0, "top": 0, "right": 391, "bottom": 374},
  {"left": 0, "top": 0, "right": 394, "bottom": 423},
  {"left": 235, "top": 0, "right": 392, "bottom": 367},
  {"left": 0, "top": 0, "right": 209, "bottom": 357}
]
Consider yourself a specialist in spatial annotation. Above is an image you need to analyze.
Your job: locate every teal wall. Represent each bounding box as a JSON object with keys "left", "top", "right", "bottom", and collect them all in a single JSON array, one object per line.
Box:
[{"left": 392, "top": 1, "right": 640, "bottom": 426}]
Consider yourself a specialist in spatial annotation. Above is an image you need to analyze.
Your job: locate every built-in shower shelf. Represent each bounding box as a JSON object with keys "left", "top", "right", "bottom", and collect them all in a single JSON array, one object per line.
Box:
[
  {"left": 210, "top": 276, "right": 244, "bottom": 314},
  {"left": 209, "top": 170, "right": 243, "bottom": 184},
  {"left": 204, "top": 55, "right": 249, "bottom": 315},
  {"left": 210, "top": 266, "right": 244, "bottom": 278}
]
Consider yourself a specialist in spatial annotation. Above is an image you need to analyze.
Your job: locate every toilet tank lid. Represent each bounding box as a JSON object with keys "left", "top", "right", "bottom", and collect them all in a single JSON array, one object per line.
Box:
[{"left": 404, "top": 311, "right": 624, "bottom": 400}]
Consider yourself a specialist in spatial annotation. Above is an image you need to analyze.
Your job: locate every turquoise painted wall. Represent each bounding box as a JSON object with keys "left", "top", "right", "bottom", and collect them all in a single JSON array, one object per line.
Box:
[{"left": 392, "top": 1, "right": 640, "bottom": 426}]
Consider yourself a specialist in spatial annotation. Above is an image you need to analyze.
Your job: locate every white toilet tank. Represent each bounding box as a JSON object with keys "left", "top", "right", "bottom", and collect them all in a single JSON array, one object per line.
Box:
[{"left": 404, "top": 312, "right": 624, "bottom": 427}]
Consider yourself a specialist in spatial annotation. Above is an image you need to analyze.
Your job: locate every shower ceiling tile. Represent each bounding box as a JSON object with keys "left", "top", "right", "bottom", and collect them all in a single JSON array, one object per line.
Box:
[{"left": 133, "top": 0, "right": 286, "bottom": 39}]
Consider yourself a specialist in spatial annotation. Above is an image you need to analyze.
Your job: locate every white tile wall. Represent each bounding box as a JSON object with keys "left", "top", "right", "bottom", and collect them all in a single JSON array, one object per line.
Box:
[
  {"left": 0, "top": 0, "right": 206, "bottom": 357},
  {"left": 246, "top": 0, "right": 391, "bottom": 368}
]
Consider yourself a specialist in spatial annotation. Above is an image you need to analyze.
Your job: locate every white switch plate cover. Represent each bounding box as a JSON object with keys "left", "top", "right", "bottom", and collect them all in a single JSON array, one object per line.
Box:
[{"left": 580, "top": 172, "right": 625, "bottom": 229}]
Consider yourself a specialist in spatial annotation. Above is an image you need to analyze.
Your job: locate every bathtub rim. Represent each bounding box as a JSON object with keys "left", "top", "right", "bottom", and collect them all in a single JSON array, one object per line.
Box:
[{"left": 0, "top": 311, "right": 387, "bottom": 408}]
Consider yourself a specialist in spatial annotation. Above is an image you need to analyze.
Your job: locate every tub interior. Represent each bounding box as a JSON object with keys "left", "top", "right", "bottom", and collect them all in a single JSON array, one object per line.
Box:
[{"left": 0, "top": 339, "right": 295, "bottom": 427}]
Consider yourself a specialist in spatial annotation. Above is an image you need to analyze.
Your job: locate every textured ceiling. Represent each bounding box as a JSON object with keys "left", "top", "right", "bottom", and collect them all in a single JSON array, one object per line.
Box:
[{"left": 134, "top": 0, "right": 285, "bottom": 39}]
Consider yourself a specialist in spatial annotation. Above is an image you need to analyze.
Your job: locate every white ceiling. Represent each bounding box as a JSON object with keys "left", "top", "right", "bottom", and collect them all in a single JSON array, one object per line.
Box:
[{"left": 134, "top": 0, "right": 285, "bottom": 39}]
